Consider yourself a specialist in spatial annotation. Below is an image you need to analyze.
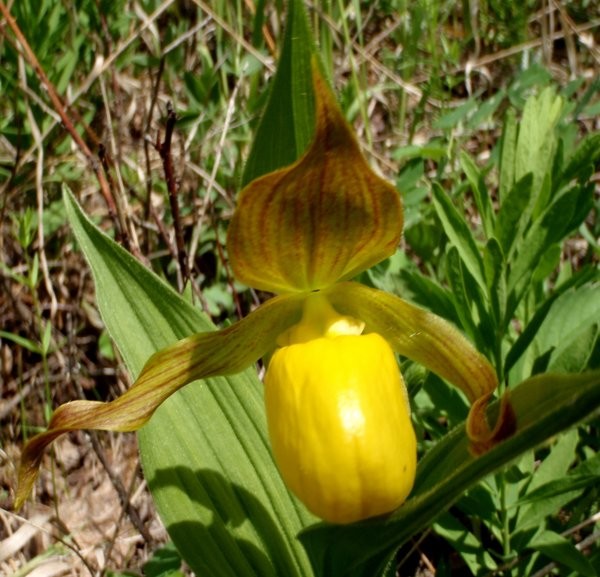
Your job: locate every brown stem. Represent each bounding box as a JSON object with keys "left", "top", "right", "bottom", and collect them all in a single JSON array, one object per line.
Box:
[
  {"left": 156, "top": 102, "right": 190, "bottom": 288},
  {"left": 143, "top": 57, "right": 166, "bottom": 255}
]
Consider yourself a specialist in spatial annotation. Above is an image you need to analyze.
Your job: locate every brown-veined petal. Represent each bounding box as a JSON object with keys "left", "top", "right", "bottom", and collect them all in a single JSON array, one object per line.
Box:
[
  {"left": 227, "top": 64, "right": 403, "bottom": 294},
  {"left": 15, "top": 292, "right": 306, "bottom": 510},
  {"left": 324, "top": 282, "right": 515, "bottom": 450}
]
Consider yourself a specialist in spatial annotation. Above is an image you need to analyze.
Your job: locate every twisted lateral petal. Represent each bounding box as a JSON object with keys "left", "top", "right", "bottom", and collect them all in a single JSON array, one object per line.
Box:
[
  {"left": 15, "top": 293, "right": 305, "bottom": 510},
  {"left": 227, "top": 65, "right": 402, "bottom": 293},
  {"left": 325, "top": 283, "right": 514, "bottom": 449}
]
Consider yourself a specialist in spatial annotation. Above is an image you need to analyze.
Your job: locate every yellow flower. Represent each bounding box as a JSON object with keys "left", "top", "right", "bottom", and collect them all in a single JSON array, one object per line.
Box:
[
  {"left": 265, "top": 294, "right": 416, "bottom": 523},
  {"left": 15, "top": 62, "right": 512, "bottom": 523}
]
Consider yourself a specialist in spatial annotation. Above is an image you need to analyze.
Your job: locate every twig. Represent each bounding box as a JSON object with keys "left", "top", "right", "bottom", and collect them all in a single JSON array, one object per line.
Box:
[
  {"left": 102, "top": 459, "right": 147, "bottom": 575},
  {"left": 85, "top": 429, "right": 153, "bottom": 544},
  {"left": 155, "top": 103, "right": 189, "bottom": 289},
  {"left": 143, "top": 56, "right": 166, "bottom": 255},
  {"left": 188, "top": 81, "right": 239, "bottom": 268},
  {"left": 0, "top": 1, "right": 123, "bottom": 237}
]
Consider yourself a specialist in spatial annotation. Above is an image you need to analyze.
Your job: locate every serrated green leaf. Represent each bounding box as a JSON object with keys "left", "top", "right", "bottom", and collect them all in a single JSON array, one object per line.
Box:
[
  {"left": 63, "top": 188, "right": 315, "bottom": 577},
  {"left": 300, "top": 371, "right": 600, "bottom": 577}
]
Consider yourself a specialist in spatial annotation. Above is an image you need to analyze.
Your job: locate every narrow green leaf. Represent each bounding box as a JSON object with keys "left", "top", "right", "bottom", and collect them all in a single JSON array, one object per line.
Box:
[
  {"left": 0, "top": 330, "right": 42, "bottom": 354},
  {"left": 242, "top": 0, "right": 316, "bottom": 186},
  {"left": 515, "top": 451, "right": 600, "bottom": 534},
  {"left": 431, "top": 182, "right": 486, "bottom": 292},
  {"left": 63, "top": 188, "right": 315, "bottom": 577},
  {"left": 446, "top": 247, "right": 478, "bottom": 343},
  {"left": 460, "top": 151, "right": 494, "bottom": 238},
  {"left": 495, "top": 173, "right": 533, "bottom": 257},
  {"left": 498, "top": 109, "right": 517, "bottom": 202},
  {"left": 529, "top": 530, "right": 597, "bottom": 577},
  {"left": 482, "top": 237, "right": 506, "bottom": 325},
  {"left": 399, "top": 270, "right": 459, "bottom": 326},
  {"left": 300, "top": 371, "right": 600, "bottom": 577},
  {"left": 516, "top": 474, "right": 599, "bottom": 507}
]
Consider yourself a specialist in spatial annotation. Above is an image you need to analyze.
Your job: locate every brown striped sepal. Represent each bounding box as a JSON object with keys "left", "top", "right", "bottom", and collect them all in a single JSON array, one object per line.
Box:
[{"left": 227, "top": 64, "right": 403, "bottom": 294}]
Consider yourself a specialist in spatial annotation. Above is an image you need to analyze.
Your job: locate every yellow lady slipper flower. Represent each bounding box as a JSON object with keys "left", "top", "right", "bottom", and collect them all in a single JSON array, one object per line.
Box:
[
  {"left": 265, "top": 294, "right": 416, "bottom": 524},
  {"left": 15, "top": 62, "right": 513, "bottom": 522}
]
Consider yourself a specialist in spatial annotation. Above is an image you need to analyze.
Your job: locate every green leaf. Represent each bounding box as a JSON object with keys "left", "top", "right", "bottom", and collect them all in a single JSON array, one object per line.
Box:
[
  {"left": 433, "top": 512, "right": 498, "bottom": 573},
  {"left": 560, "top": 132, "right": 600, "bottom": 187},
  {"left": 515, "top": 450, "right": 600, "bottom": 535},
  {"left": 516, "top": 474, "right": 599, "bottom": 507},
  {"left": 510, "top": 283, "right": 600, "bottom": 382},
  {"left": 446, "top": 246, "right": 479, "bottom": 343},
  {"left": 63, "top": 188, "right": 315, "bottom": 577},
  {"left": 529, "top": 530, "right": 597, "bottom": 577},
  {"left": 495, "top": 173, "right": 533, "bottom": 258},
  {"left": 482, "top": 237, "right": 506, "bottom": 325},
  {"left": 300, "top": 371, "right": 600, "bottom": 577},
  {"left": 242, "top": 0, "right": 316, "bottom": 186},
  {"left": 514, "top": 88, "right": 563, "bottom": 213},
  {"left": 498, "top": 109, "right": 517, "bottom": 202},
  {"left": 507, "top": 186, "right": 583, "bottom": 298},
  {"left": 0, "top": 330, "right": 42, "bottom": 354},
  {"left": 504, "top": 266, "right": 597, "bottom": 375},
  {"left": 143, "top": 542, "right": 183, "bottom": 577},
  {"left": 460, "top": 151, "right": 494, "bottom": 238},
  {"left": 431, "top": 182, "right": 486, "bottom": 292}
]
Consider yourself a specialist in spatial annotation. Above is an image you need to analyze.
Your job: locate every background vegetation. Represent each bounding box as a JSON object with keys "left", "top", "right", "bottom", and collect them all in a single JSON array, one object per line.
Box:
[{"left": 0, "top": 0, "right": 598, "bottom": 575}]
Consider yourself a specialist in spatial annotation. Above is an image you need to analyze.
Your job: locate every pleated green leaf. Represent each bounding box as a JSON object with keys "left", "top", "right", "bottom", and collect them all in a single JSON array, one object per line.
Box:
[
  {"left": 63, "top": 188, "right": 316, "bottom": 577},
  {"left": 300, "top": 371, "right": 600, "bottom": 577},
  {"left": 241, "top": 0, "right": 317, "bottom": 186}
]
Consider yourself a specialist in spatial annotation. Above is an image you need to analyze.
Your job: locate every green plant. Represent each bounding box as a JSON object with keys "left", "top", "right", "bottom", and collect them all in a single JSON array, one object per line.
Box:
[{"left": 9, "top": 1, "right": 600, "bottom": 576}]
